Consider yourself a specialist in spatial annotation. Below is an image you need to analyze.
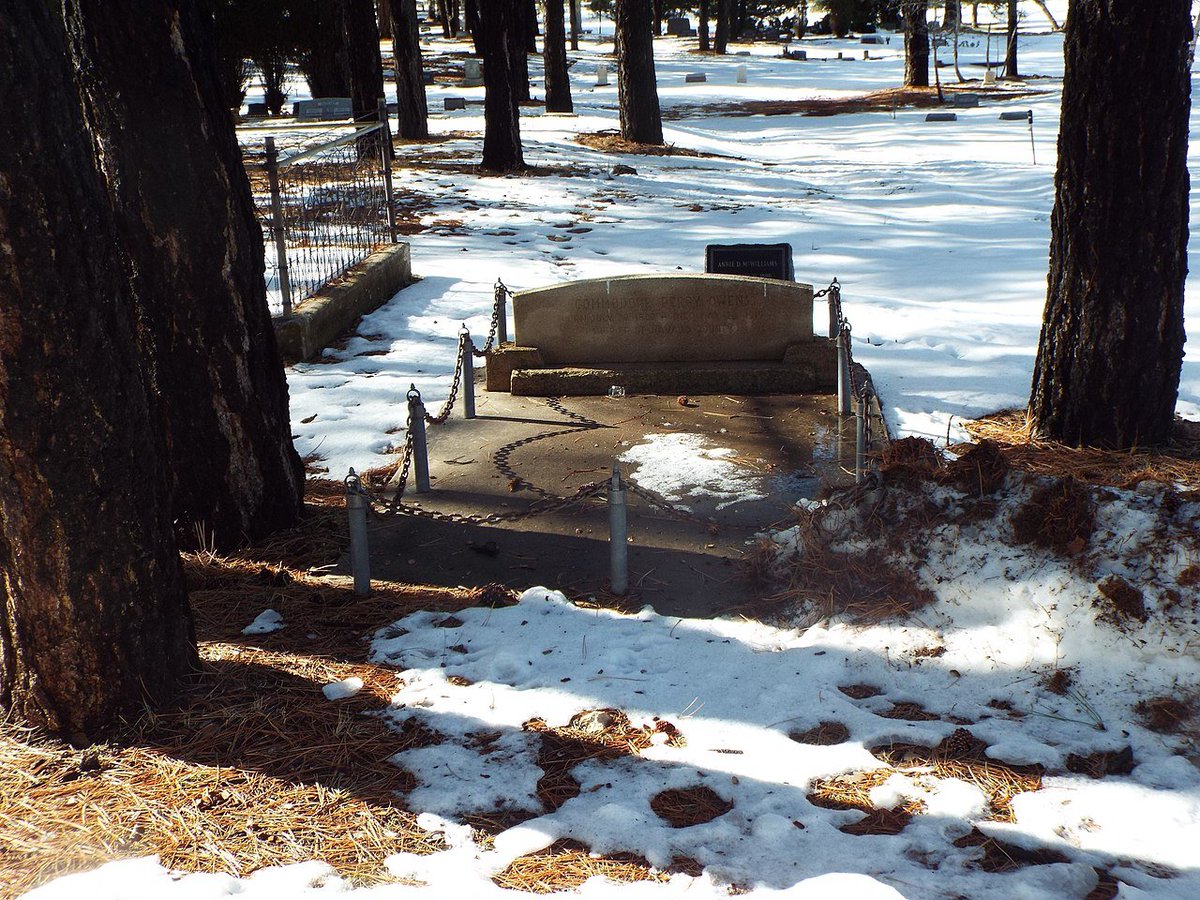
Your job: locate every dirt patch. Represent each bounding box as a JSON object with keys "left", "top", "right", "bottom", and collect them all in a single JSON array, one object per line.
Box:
[
  {"left": 878, "top": 701, "right": 940, "bottom": 722},
  {"left": 493, "top": 839, "right": 670, "bottom": 893},
  {"left": 839, "top": 683, "right": 883, "bottom": 700},
  {"left": 953, "top": 828, "right": 1070, "bottom": 873},
  {"left": 1135, "top": 696, "right": 1195, "bottom": 734},
  {"left": 1178, "top": 565, "right": 1200, "bottom": 587},
  {"left": 945, "top": 440, "right": 1010, "bottom": 496},
  {"left": 1043, "top": 668, "right": 1073, "bottom": 696},
  {"left": 576, "top": 130, "right": 737, "bottom": 159},
  {"left": 663, "top": 85, "right": 1047, "bottom": 121},
  {"left": 1094, "top": 575, "right": 1148, "bottom": 624},
  {"left": 789, "top": 721, "right": 851, "bottom": 745},
  {"left": 650, "top": 785, "right": 734, "bottom": 828},
  {"left": 840, "top": 808, "right": 913, "bottom": 836},
  {"left": 1065, "top": 746, "right": 1135, "bottom": 779},
  {"left": 1010, "top": 476, "right": 1095, "bottom": 554}
]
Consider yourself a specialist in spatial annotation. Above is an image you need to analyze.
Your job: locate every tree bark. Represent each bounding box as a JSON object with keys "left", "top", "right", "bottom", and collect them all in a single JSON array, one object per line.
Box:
[
  {"left": 465, "top": 0, "right": 483, "bottom": 53},
  {"left": 509, "top": 0, "right": 531, "bottom": 101},
  {"left": 1029, "top": 0, "right": 1191, "bottom": 449},
  {"left": 480, "top": 0, "right": 524, "bottom": 171},
  {"left": 544, "top": 0, "right": 574, "bottom": 112},
  {"left": 389, "top": 0, "right": 430, "bottom": 139},
  {"left": 344, "top": 0, "right": 387, "bottom": 122},
  {"left": 943, "top": 0, "right": 958, "bottom": 29},
  {"left": 714, "top": 0, "right": 730, "bottom": 53},
  {"left": 653, "top": 0, "right": 664, "bottom": 35},
  {"left": 1004, "top": 0, "right": 1019, "bottom": 77},
  {"left": 569, "top": 0, "right": 581, "bottom": 50},
  {"left": 616, "top": 0, "right": 663, "bottom": 144},
  {"left": 0, "top": 0, "right": 195, "bottom": 742},
  {"left": 68, "top": 0, "right": 304, "bottom": 548},
  {"left": 698, "top": 0, "right": 710, "bottom": 51},
  {"left": 525, "top": 0, "right": 539, "bottom": 52},
  {"left": 904, "top": 1, "right": 930, "bottom": 87}
]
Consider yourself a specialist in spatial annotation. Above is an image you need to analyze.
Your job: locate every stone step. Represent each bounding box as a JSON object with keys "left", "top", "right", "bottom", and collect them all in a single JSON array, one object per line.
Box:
[{"left": 509, "top": 360, "right": 836, "bottom": 397}]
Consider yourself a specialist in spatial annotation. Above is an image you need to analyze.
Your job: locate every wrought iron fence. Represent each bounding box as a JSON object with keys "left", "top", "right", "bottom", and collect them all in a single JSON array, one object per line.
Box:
[{"left": 241, "top": 107, "right": 397, "bottom": 316}]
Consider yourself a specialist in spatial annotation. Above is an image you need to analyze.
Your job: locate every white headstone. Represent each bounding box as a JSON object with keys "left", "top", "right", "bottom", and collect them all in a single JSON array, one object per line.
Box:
[
  {"left": 596, "top": 63, "right": 609, "bottom": 86},
  {"left": 461, "top": 58, "right": 484, "bottom": 87},
  {"left": 736, "top": 65, "right": 747, "bottom": 83}
]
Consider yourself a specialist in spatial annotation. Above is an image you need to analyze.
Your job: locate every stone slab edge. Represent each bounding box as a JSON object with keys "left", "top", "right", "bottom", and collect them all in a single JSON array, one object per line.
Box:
[{"left": 274, "top": 243, "right": 413, "bottom": 363}]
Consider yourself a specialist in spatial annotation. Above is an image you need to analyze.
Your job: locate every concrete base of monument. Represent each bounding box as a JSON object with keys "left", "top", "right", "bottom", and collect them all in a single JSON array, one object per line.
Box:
[{"left": 357, "top": 382, "right": 886, "bottom": 619}]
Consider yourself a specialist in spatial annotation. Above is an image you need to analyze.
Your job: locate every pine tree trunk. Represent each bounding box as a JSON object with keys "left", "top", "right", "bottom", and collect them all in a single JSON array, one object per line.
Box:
[
  {"left": 616, "top": 0, "right": 663, "bottom": 144},
  {"left": 1030, "top": 0, "right": 1191, "bottom": 449},
  {"left": 0, "top": 1, "right": 196, "bottom": 742},
  {"left": 1030, "top": 0, "right": 1059, "bottom": 31},
  {"left": 1004, "top": 0, "right": 1019, "bottom": 77},
  {"left": 68, "top": 0, "right": 304, "bottom": 548},
  {"left": 699, "top": 0, "right": 710, "bottom": 51},
  {"left": 904, "top": 1, "right": 930, "bottom": 87},
  {"left": 653, "top": 0, "right": 664, "bottom": 35},
  {"left": 509, "top": 0, "right": 532, "bottom": 101},
  {"left": 714, "top": 0, "right": 730, "bottom": 53},
  {"left": 465, "top": 0, "right": 483, "bottom": 53},
  {"left": 345, "top": 0, "right": 387, "bottom": 122},
  {"left": 569, "top": 0, "right": 580, "bottom": 50},
  {"left": 390, "top": 0, "right": 430, "bottom": 138},
  {"left": 298, "top": 1, "right": 351, "bottom": 97},
  {"left": 480, "top": 0, "right": 524, "bottom": 171},
  {"left": 943, "top": 0, "right": 958, "bottom": 29},
  {"left": 544, "top": 0, "right": 574, "bottom": 112},
  {"left": 525, "top": 0, "right": 539, "bottom": 52}
]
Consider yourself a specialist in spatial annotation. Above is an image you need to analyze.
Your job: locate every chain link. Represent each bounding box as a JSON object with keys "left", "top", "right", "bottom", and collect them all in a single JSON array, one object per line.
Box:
[
  {"left": 472, "top": 279, "right": 509, "bottom": 358},
  {"left": 423, "top": 333, "right": 468, "bottom": 425}
]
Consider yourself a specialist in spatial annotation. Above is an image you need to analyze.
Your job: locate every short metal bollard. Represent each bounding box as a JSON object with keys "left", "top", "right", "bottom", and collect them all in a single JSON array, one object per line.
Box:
[
  {"left": 407, "top": 384, "right": 431, "bottom": 493},
  {"left": 460, "top": 328, "right": 475, "bottom": 419},
  {"left": 496, "top": 285, "right": 509, "bottom": 344},
  {"left": 855, "top": 399, "right": 867, "bottom": 484},
  {"left": 345, "top": 468, "right": 371, "bottom": 596},
  {"left": 827, "top": 281, "right": 840, "bottom": 339},
  {"left": 608, "top": 464, "right": 629, "bottom": 596},
  {"left": 837, "top": 327, "right": 852, "bottom": 416}
]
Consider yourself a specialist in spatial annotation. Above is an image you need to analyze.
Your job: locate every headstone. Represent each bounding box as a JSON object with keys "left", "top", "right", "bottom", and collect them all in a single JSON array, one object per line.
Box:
[
  {"left": 595, "top": 63, "right": 609, "bottom": 86},
  {"left": 837, "top": 51, "right": 843, "bottom": 59},
  {"left": 791, "top": 50, "right": 807, "bottom": 60},
  {"left": 666, "top": 16, "right": 691, "bottom": 37},
  {"left": 736, "top": 65, "right": 748, "bottom": 83},
  {"left": 999, "top": 110, "right": 1033, "bottom": 121},
  {"left": 860, "top": 35, "right": 880, "bottom": 44},
  {"left": 246, "top": 102, "right": 268, "bottom": 116},
  {"left": 444, "top": 97, "right": 467, "bottom": 111},
  {"left": 952, "top": 93, "right": 980, "bottom": 108},
  {"left": 925, "top": 112, "right": 958, "bottom": 122},
  {"left": 423, "top": 71, "right": 435, "bottom": 85},
  {"left": 685, "top": 72, "right": 707, "bottom": 83},
  {"left": 461, "top": 58, "right": 484, "bottom": 87},
  {"left": 704, "top": 243, "right": 794, "bottom": 281},
  {"left": 983, "top": 68, "right": 996, "bottom": 85},
  {"left": 863, "top": 50, "right": 870, "bottom": 59},
  {"left": 293, "top": 97, "right": 353, "bottom": 120}
]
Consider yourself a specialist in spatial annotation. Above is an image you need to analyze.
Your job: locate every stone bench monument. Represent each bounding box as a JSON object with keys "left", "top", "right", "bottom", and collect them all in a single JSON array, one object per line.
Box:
[{"left": 485, "top": 274, "right": 836, "bottom": 396}]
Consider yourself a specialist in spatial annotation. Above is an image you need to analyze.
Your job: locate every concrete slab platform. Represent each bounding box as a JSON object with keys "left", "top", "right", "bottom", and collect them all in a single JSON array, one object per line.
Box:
[{"left": 360, "top": 383, "right": 867, "bottom": 618}]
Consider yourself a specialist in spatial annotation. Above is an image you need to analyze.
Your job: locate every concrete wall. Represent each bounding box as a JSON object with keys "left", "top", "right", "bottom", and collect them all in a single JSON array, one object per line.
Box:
[
  {"left": 274, "top": 243, "right": 412, "bottom": 362},
  {"left": 512, "top": 274, "right": 815, "bottom": 365}
]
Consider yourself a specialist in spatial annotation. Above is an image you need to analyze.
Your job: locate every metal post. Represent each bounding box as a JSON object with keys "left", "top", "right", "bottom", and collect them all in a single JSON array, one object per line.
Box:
[
  {"left": 1027, "top": 110, "right": 1037, "bottom": 166},
  {"left": 264, "top": 137, "right": 294, "bottom": 316},
  {"left": 407, "top": 385, "right": 431, "bottom": 493},
  {"left": 837, "top": 327, "right": 852, "bottom": 416},
  {"left": 827, "top": 280, "right": 840, "bottom": 339},
  {"left": 346, "top": 469, "right": 371, "bottom": 596},
  {"left": 377, "top": 98, "right": 399, "bottom": 242},
  {"left": 855, "top": 399, "right": 867, "bottom": 484},
  {"left": 608, "top": 464, "right": 629, "bottom": 596},
  {"left": 496, "top": 283, "right": 509, "bottom": 344},
  {"left": 460, "top": 328, "right": 475, "bottom": 419}
]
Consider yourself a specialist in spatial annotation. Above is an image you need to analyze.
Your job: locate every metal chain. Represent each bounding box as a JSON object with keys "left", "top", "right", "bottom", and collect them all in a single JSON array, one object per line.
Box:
[
  {"left": 626, "top": 483, "right": 713, "bottom": 528},
  {"left": 472, "top": 280, "right": 509, "bottom": 358},
  {"left": 424, "top": 333, "right": 468, "bottom": 425}
]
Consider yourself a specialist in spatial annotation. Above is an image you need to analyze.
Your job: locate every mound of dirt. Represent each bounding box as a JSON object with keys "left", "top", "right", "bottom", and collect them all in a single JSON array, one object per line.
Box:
[{"left": 1010, "top": 476, "right": 1095, "bottom": 554}]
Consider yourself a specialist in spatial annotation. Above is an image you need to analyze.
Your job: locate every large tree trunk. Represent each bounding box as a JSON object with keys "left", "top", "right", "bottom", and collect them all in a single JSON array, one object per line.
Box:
[
  {"left": 714, "top": 0, "right": 730, "bottom": 53},
  {"left": 0, "top": 1, "right": 195, "bottom": 742},
  {"left": 904, "top": 1, "right": 930, "bottom": 87},
  {"left": 698, "top": 0, "right": 710, "bottom": 51},
  {"left": 616, "top": 0, "right": 663, "bottom": 144},
  {"left": 544, "top": 0, "right": 574, "bottom": 112},
  {"left": 465, "top": 0, "right": 483, "bottom": 54},
  {"left": 509, "top": 0, "right": 532, "bottom": 101},
  {"left": 390, "top": 0, "right": 430, "bottom": 139},
  {"left": 345, "top": 0, "right": 387, "bottom": 122},
  {"left": 297, "top": 1, "right": 351, "bottom": 98},
  {"left": 943, "top": 0, "right": 959, "bottom": 29},
  {"left": 68, "top": 0, "right": 304, "bottom": 548},
  {"left": 1004, "top": 0, "right": 1019, "bottom": 77},
  {"left": 1029, "top": 0, "right": 1191, "bottom": 449},
  {"left": 480, "top": 0, "right": 524, "bottom": 171}
]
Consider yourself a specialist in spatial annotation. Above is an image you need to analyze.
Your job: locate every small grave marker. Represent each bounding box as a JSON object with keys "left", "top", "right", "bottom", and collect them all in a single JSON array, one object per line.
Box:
[
  {"left": 860, "top": 35, "right": 880, "bottom": 44},
  {"left": 246, "top": 102, "right": 268, "bottom": 116},
  {"left": 685, "top": 72, "right": 707, "bottom": 83},
  {"left": 444, "top": 97, "right": 467, "bottom": 111},
  {"left": 704, "top": 243, "right": 794, "bottom": 281},
  {"left": 736, "top": 65, "right": 748, "bottom": 83},
  {"left": 293, "top": 97, "right": 353, "bottom": 120},
  {"left": 953, "top": 93, "right": 980, "bottom": 108},
  {"left": 925, "top": 112, "right": 958, "bottom": 122},
  {"left": 461, "top": 58, "right": 483, "bottom": 87},
  {"left": 999, "top": 110, "right": 1033, "bottom": 121},
  {"left": 595, "top": 63, "right": 609, "bottom": 86},
  {"left": 422, "top": 71, "right": 435, "bottom": 85},
  {"left": 666, "top": 16, "right": 693, "bottom": 37}
]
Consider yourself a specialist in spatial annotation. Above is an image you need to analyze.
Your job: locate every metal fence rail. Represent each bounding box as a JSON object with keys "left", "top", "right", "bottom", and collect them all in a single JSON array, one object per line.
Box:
[{"left": 242, "top": 102, "right": 397, "bottom": 316}]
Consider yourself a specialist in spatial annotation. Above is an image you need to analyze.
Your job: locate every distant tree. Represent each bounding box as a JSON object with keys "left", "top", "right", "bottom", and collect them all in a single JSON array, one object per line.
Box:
[
  {"left": 570, "top": 0, "right": 582, "bottom": 49},
  {"left": 1002, "top": 0, "right": 1018, "bottom": 77},
  {"left": 714, "top": 0, "right": 730, "bottom": 51},
  {"left": 1029, "top": 0, "right": 1191, "bottom": 448},
  {"left": 544, "top": 0, "right": 574, "bottom": 112},
  {"left": 510, "top": 0, "right": 532, "bottom": 101},
  {"left": 294, "top": 0, "right": 352, "bottom": 97},
  {"left": 616, "top": 0, "right": 664, "bottom": 143},
  {"left": 0, "top": 0, "right": 197, "bottom": 744},
  {"left": 388, "top": 0, "right": 429, "bottom": 139},
  {"left": 344, "top": 0, "right": 387, "bottom": 122},
  {"left": 1029, "top": 0, "right": 1059, "bottom": 31},
  {"left": 465, "top": 0, "right": 483, "bottom": 53},
  {"left": 480, "top": 0, "right": 524, "bottom": 171},
  {"left": 903, "top": 0, "right": 929, "bottom": 86},
  {"left": 942, "top": 0, "right": 958, "bottom": 29}
]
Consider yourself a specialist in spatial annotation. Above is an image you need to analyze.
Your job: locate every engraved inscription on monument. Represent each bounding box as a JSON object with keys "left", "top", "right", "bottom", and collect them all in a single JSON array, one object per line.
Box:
[{"left": 704, "top": 243, "right": 795, "bottom": 281}]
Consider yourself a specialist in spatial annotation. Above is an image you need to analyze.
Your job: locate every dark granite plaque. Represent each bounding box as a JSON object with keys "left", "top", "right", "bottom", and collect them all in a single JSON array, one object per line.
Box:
[{"left": 705, "top": 243, "right": 794, "bottom": 281}]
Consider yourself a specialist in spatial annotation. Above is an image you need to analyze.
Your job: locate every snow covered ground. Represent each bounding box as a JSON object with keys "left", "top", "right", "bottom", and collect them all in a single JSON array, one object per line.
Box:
[{"left": 27, "top": 4, "right": 1200, "bottom": 898}]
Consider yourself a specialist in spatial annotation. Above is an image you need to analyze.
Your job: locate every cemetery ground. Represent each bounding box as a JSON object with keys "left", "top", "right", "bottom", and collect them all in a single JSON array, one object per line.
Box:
[{"left": 9, "top": 10, "right": 1200, "bottom": 899}]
